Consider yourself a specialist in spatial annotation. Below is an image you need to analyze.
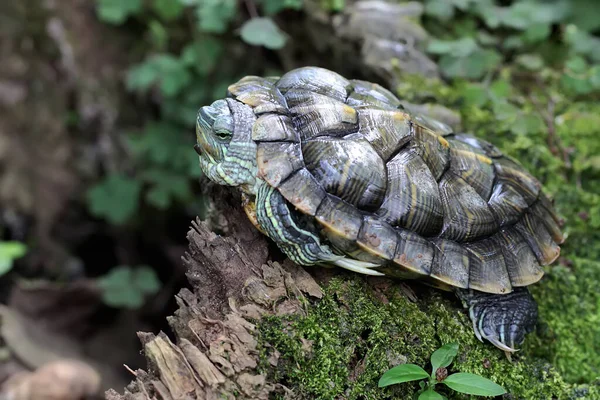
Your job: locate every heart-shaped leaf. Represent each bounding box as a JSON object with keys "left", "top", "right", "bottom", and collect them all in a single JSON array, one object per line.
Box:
[{"left": 240, "top": 17, "right": 287, "bottom": 49}]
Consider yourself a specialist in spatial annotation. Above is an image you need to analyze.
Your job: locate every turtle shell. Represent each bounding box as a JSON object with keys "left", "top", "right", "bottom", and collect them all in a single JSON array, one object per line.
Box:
[{"left": 227, "top": 66, "right": 564, "bottom": 295}]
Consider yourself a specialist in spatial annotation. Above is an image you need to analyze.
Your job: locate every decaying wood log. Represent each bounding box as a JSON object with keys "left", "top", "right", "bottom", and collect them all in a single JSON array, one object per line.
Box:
[{"left": 105, "top": 192, "right": 328, "bottom": 400}]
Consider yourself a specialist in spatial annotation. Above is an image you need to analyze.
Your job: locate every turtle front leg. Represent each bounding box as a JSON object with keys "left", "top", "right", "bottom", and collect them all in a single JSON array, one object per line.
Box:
[
  {"left": 456, "top": 288, "right": 538, "bottom": 354},
  {"left": 254, "top": 182, "right": 384, "bottom": 276}
]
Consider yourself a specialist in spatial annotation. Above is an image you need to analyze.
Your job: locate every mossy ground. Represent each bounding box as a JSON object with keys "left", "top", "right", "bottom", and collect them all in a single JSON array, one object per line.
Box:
[
  {"left": 256, "top": 71, "right": 600, "bottom": 400},
  {"left": 257, "top": 275, "right": 599, "bottom": 399}
]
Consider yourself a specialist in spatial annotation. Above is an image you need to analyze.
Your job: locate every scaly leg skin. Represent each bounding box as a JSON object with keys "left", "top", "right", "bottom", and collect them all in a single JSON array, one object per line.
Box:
[
  {"left": 456, "top": 288, "right": 538, "bottom": 358},
  {"left": 255, "top": 182, "right": 384, "bottom": 276}
]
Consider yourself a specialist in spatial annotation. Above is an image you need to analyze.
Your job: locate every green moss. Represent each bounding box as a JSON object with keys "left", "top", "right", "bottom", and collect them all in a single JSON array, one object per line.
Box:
[
  {"left": 257, "top": 277, "right": 599, "bottom": 399},
  {"left": 528, "top": 260, "right": 600, "bottom": 383}
]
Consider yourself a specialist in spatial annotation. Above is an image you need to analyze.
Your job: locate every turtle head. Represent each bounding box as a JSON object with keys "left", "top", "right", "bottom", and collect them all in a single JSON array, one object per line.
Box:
[{"left": 195, "top": 98, "right": 258, "bottom": 194}]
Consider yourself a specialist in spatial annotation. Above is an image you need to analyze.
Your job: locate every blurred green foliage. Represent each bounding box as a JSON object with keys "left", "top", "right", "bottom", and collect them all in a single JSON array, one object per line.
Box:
[
  {"left": 97, "top": 265, "right": 161, "bottom": 309},
  {"left": 0, "top": 242, "right": 27, "bottom": 276}
]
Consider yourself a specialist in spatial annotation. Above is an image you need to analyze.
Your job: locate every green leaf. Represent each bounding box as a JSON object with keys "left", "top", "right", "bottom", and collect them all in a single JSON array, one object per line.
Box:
[
  {"left": 493, "top": 101, "right": 519, "bottom": 122},
  {"left": 590, "top": 66, "right": 600, "bottom": 88},
  {"left": 127, "top": 122, "right": 191, "bottom": 167},
  {"left": 439, "top": 48, "right": 501, "bottom": 79},
  {"left": 96, "top": 0, "right": 142, "bottom": 24},
  {"left": 521, "top": 23, "right": 551, "bottom": 44},
  {"left": 97, "top": 266, "right": 161, "bottom": 309},
  {"left": 566, "top": 56, "right": 588, "bottom": 74},
  {"left": 418, "top": 389, "right": 444, "bottom": 400},
  {"left": 500, "top": 1, "right": 568, "bottom": 30},
  {"left": 489, "top": 79, "right": 512, "bottom": 99},
  {"left": 516, "top": 54, "right": 544, "bottom": 71},
  {"left": 461, "top": 83, "right": 488, "bottom": 107},
  {"left": 567, "top": 0, "right": 600, "bottom": 31},
  {"left": 86, "top": 174, "right": 142, "bottom": 225},
  {"left": 262, "top": 0, "right": 303, "bottom": 15},
  {"left": 427, "top": 37, "right": 477, "bottom": 57},
  {"left": 322, "top": 0, "right": 345, "bottom": 11},
  {"left": 0, "top": 242, "right": 27, "bottom": 276},
  {"left": 196, "top": 0, "right": 237, "bottom": 34},
  {"left": 152, "top": 0, "right": 184, "bottom": 21},
  {"left": 561, "top": 74, "right": 592, "bottom": 95},
  {"left": 127, "top": 54, "right": 191, "bottom": 97},
  {"left": 475, "top": 2, "right": 501, "bottom": 28},
  {"left": 240, "top": 18, "right": 287, "bottom": 50},
  {"left": 430, "top": 343, "right": 459, "bottom": 374},
  {"left": 141, "top": 168, "right": 193, "bottom": 209},
  {"left": 181, "top": 38, "right": 223, "bottom": 76},
  {"left": 148, "top": 20, "right": 168, "bottom": 49},
  {"left": 442, "top": 373, "right": 506, "bottom": 396},
  {"left": 133, "top": 266, "right": 162, "bottom": 294},
  {"left": 424, "top": 0, "right": 455, "bottom": 20},
  {"left": 511, "top": 114, "right": 544, "bottom": 136},
  {"left": 378, "top": 364, "right": 430, "bottom": 387}
]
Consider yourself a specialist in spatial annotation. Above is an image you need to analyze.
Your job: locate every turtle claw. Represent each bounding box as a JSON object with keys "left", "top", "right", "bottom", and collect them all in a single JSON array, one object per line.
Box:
[
  {"left": 458, "top": 288, "right": 538, "bottom": 353},
  {"left": 333, "top": 258, "right": 386, "bottom": 276},
  {"left": 487, "top": 336, "right": 517, "bottom": 354}
]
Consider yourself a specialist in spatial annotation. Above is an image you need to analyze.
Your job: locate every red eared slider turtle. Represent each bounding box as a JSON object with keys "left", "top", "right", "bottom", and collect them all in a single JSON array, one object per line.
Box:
[{"left": 194, "top": 67, "right": 564, "bottom": 353}]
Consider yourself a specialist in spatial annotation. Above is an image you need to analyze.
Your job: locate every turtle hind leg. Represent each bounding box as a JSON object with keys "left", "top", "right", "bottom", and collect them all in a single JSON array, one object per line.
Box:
[
  {"left": 255, "top": 182, "right": 384, "bottom": 276},
  {"left": 456, "top": 288, "right": 538, "bottom": 354}
]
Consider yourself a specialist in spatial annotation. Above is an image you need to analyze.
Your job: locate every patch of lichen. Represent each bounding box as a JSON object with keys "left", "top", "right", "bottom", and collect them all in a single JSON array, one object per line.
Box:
[{"left": 256, "top": 275, "right": 598, "bottom": 399}]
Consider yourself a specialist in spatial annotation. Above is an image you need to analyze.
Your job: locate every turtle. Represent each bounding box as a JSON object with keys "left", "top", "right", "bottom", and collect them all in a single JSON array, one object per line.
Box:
[{"left": 194, "top": 66, "right": 564, "bottom": 353}]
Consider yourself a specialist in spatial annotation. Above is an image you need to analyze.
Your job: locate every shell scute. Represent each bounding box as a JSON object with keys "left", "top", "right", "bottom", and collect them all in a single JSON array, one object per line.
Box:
[
  {"left": 353, "top": 107, "right": 412, "bottom": 160},
  {"left": 488, "top": 181, "right": 528, "bottom": 227},
  {"left": 464, "top": 238, "right": 512, "bottom": 294},
  {"left": 377, "top": 147, "right": 443, "bottom": 236},
  {"left": 494, "top": 157, "right": 541, "bottom": 205},
  {"left": 357, "top": 216, "right": 398, "bottom": 260},
  {"left": 447, "top": 139, "right": 495, "bottom": 200},
  {"left": 228, "top": 76, "right": 288, "bottom": 114},
  {"left": 252, "top": 114, "right": 298, "bottom": 142},
  {"left": 530, "top": 199, "right": 564, "bottom": 244},
  {"left": 316, "top": 195, "right": 363, "bottom": 244},
  {"left": 438, "top": 173, "right": 498, "bottom": 242},
  {"left": 393, "top": 228, "right": 435, "bottom": 275},
  {"left": 346, "top": 79, "right": 401, "bottom": 109},
  {"left": 515, "top": 211, "right": 560, "bottom": 265},
  {"left": 492, "top": 228, "right": 543, "bottom": 287},
  {"left": 303, "top": 137, "right": 387, "bottom": 211},
  {"left": 276, "top": 66, "right": 351, "bottom": 102},
  {"left": 277, "top": 169, "right": 327, "bottom": 216},
  {"left": 411, "top": 113, "right": 454, "bottom": 136},
  {"left": 453, "top": 134, "right": 503, "bottom": 158},
  {"left": 430, "top": 238, "right": 470, "bottom": 289},
  {"left": 285, "top": 90, "right": 358, "bottom": 139},
  {"left": 411, "top": 124, "right": 450, "bottom": 180},
  {"left": 256, "top": 142, "right": 303, "bottom": 187}
]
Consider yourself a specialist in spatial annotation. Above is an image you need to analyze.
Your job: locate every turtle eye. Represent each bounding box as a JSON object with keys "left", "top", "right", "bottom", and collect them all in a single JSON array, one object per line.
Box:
[
  {"left": 213, "top": 115, "right": 233, "bottom": 140},
  {"left": 214, "top": 129, "right": 232, "bottom": 139}
]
